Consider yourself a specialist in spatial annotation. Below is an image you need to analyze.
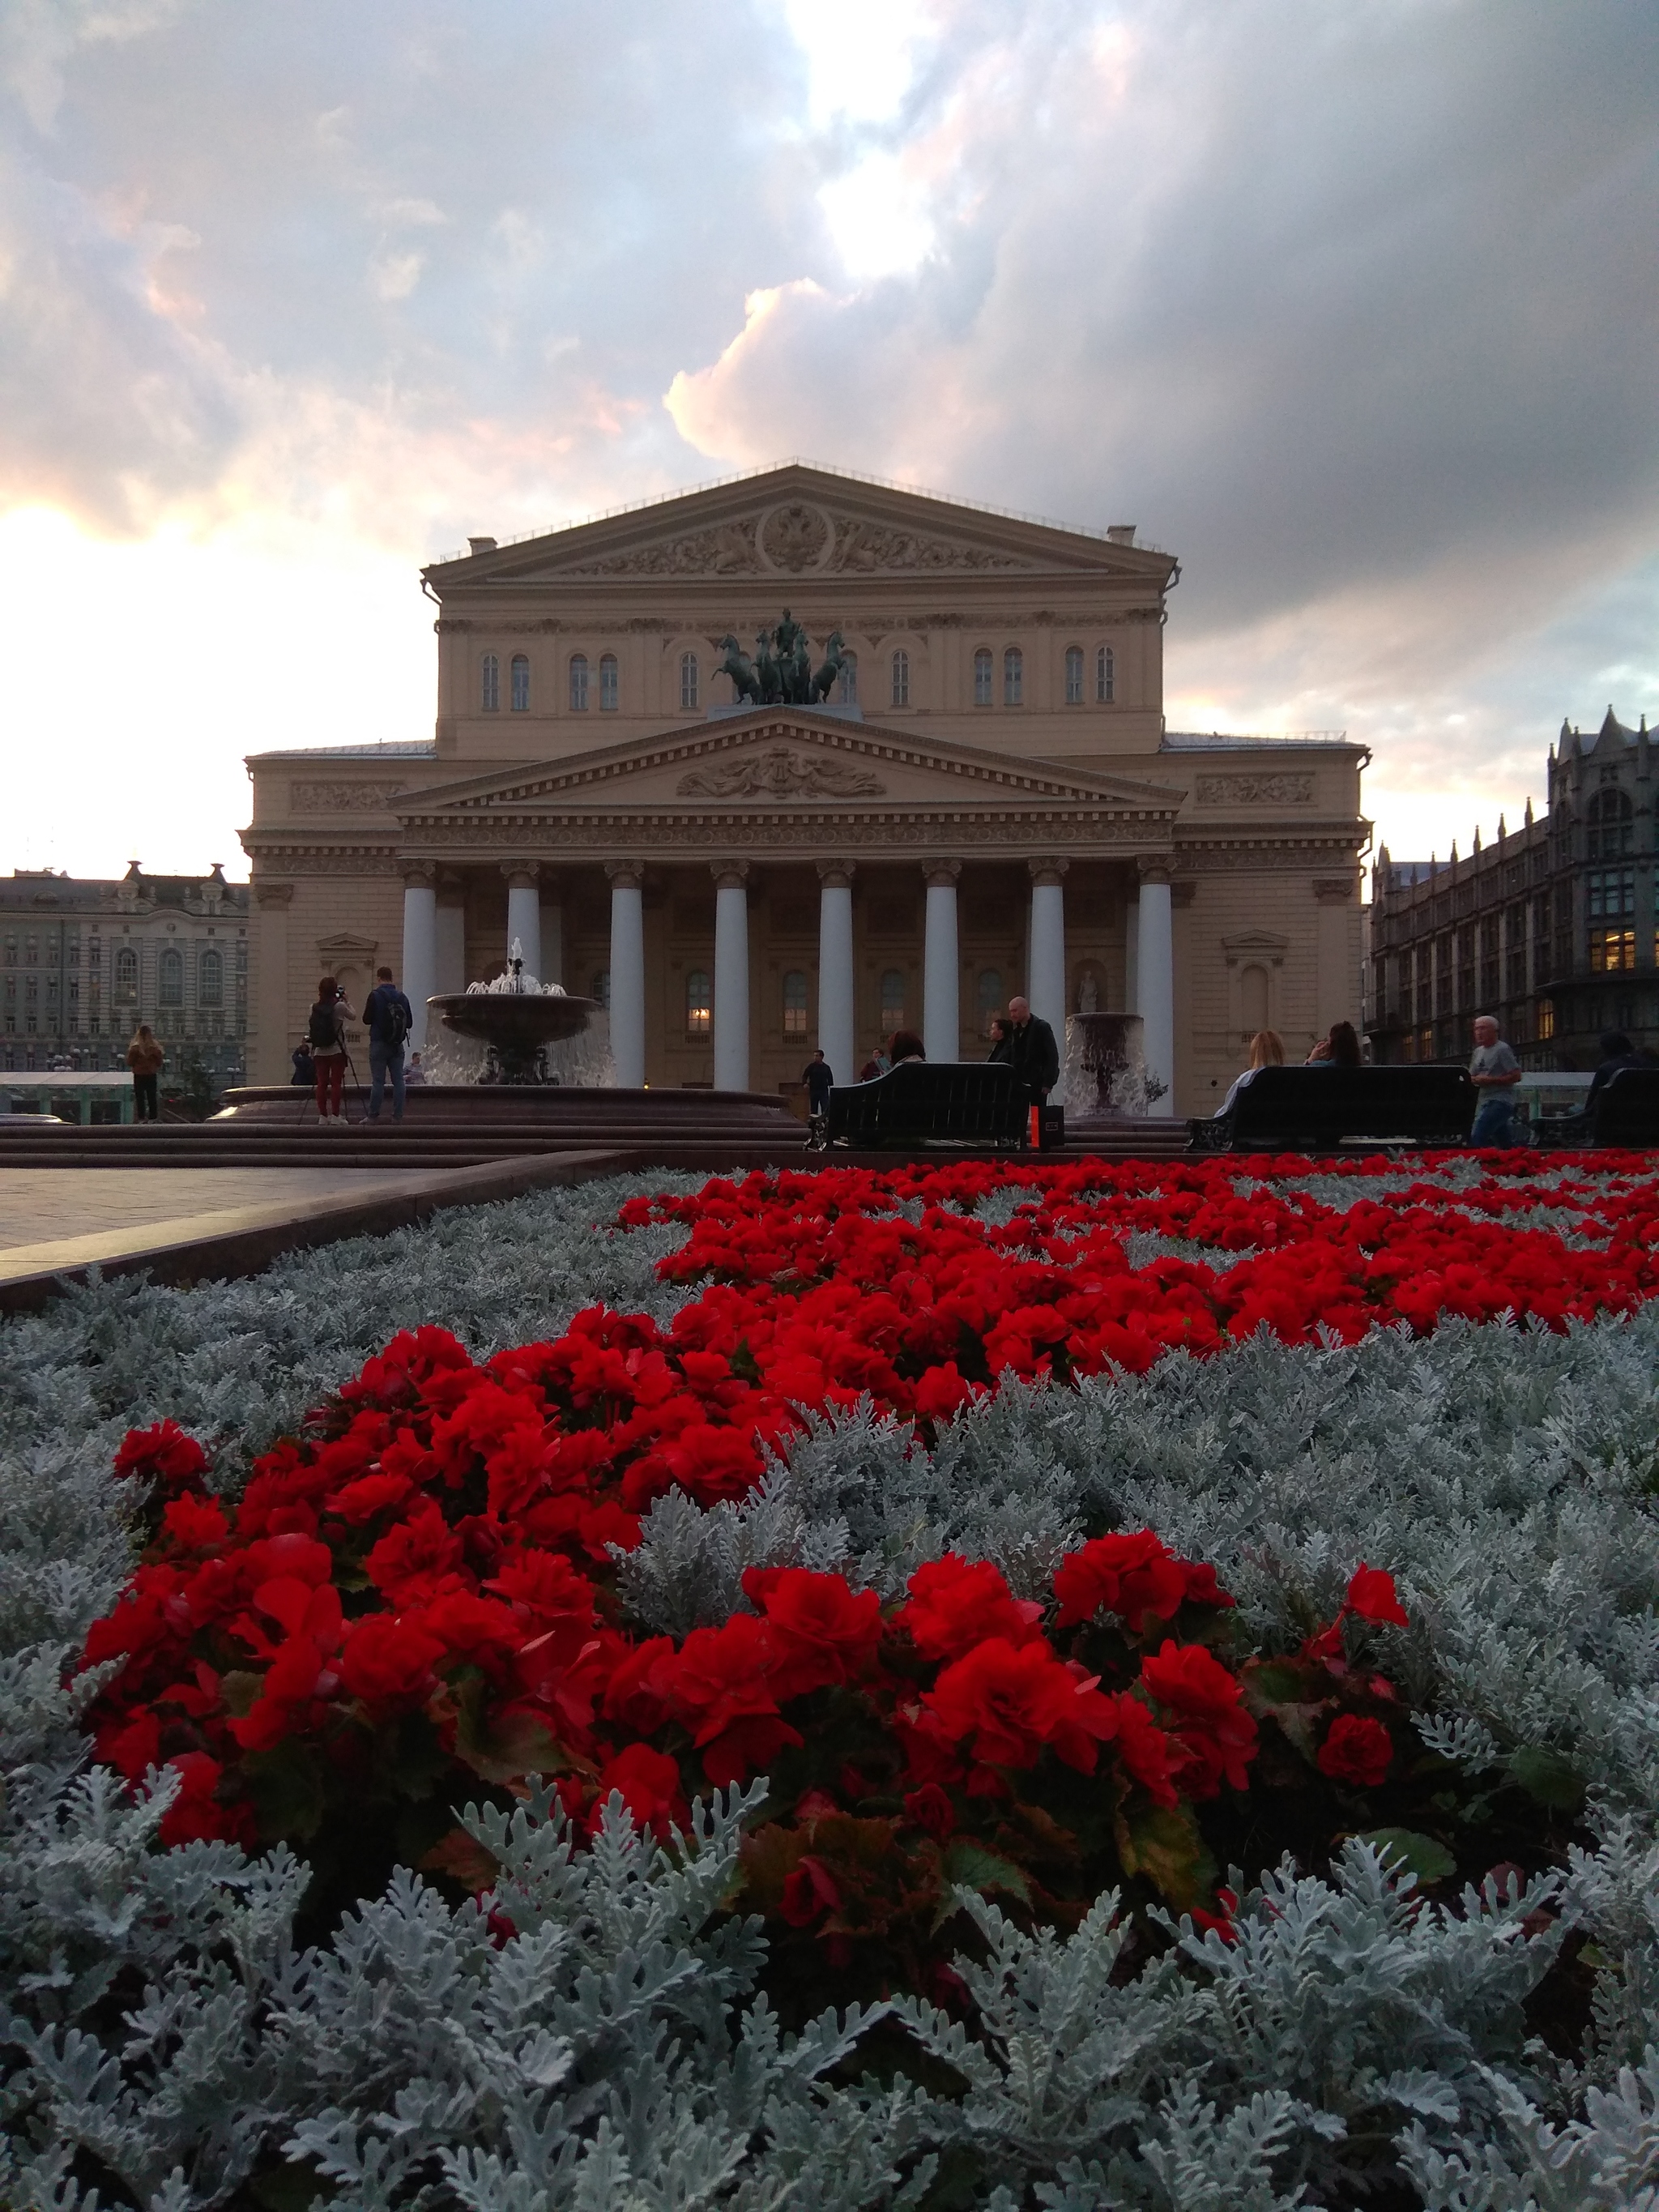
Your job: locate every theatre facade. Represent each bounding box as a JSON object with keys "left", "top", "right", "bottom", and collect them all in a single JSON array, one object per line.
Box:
[{"left": 240, "top": 464, "right": 1368, "bottom": 1114}]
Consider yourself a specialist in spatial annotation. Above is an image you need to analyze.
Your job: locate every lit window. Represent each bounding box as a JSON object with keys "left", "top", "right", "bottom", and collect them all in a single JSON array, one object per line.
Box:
[
  {"left": 1064, "top": 647, "right": 1084, "bottom": 705},
  {"left": 685, "top": 969, "right": 711, "bottom": 1038},
  {"left": 891, "top": 649, "right": 910, "bottom": 707},
  {"left": 591, "top": 969, "right": 611, "bottom": 1010},
  {"left": 977, "top": 967, "right": 1004, "bottom": 1032},
  {"left": 1096, "top": 644, "right": 1114, "bottom": 703},
  {"left": 599, "top": 653, "right": 619, "bottom": 711},
  {"left": 837, "top": 653, "right": 858, "bottom": 705},
  {"left": 880, "top": 968, "right": 906, "bottom": 1031},
  {"left": 114, "top": 947, "right": 138, "bottom": 1000},
  {"left": 158, "top": 948, "right": 183, "bottom": 1006},
  {"left": 1537, "top": 997, "right": 1555, "bottom": 1041},
  {"left": 481, "top": 654, "right": 500, "bottom": 711},
  {"left": 973, "top": 649, "right": 993, "bottom": 707},
  {"left": 1003, "top": 647, "right": 1023, "bottom": 707},
  {"left": 1590, "top": 929, "right": 1636, "bottom": 971},
  {"left": 510, "top": 654, "right": 530, "bottom": 712},
  {"left": 783, "top": 970, "right": 808, "bottom": 1036},
  {"left": 198, "top": 949, "right": 223, "bottom": 1006},
  {"left": 569, "top": 654, "right": 588, "bottom": 711},
  {"left": 680, "top": 651, "right": 699, "bottom": 711}
]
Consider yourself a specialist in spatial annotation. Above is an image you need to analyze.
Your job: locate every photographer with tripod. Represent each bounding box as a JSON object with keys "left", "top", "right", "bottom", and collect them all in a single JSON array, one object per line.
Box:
[{"left": 307, "top": 975, "right": 356, "bottom": 1125}]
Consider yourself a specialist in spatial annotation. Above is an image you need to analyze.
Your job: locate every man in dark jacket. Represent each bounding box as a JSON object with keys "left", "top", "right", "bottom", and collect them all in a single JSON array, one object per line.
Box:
[
  {"left": 802, "top": 1049, "right": 834, "bottom": 1144},
  {"left": 1006, "top": 996, "right": 1060, "bottom": 1103},
  {"left": 363, "top": 964, "right": 415, "bottom": 1122}
]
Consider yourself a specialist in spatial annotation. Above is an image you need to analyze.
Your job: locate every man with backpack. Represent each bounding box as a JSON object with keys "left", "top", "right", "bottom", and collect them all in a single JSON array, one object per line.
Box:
[{"left": 363, "top": 964, "right": 415, "bottom": 1122}]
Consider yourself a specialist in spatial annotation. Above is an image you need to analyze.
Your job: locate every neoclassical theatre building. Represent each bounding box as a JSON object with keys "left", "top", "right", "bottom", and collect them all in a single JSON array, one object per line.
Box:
[{"left": 241, "top": 464, "right": 1367, "bottom": 1113}]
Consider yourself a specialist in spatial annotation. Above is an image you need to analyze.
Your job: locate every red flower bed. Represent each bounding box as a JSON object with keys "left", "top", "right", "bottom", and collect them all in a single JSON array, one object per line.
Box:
[{"left": 83, "top": 1153, "right": 1646, "bottom": 1985}]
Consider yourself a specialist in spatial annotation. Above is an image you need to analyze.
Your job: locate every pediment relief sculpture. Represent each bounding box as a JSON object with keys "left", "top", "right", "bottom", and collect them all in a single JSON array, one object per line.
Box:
[
  {"left": 676, "top": 746, "right": 887, "bottom": 800},
  {"left": 550, "top": 501, "right": 1034, "bottom": 580}
]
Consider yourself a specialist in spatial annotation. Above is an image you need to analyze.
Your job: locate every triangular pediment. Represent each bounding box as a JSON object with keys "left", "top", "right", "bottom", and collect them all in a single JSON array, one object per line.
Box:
[
  {"left": 424, "top": 463, "right": 1172, "bottom": 587},
  {"left": 397, "top": 711, "right": 1185, "bottom": 826}
]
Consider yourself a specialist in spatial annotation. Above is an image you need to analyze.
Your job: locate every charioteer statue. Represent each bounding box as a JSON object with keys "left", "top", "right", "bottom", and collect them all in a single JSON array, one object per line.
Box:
[{"left": 715, "top": 611, "right": 850, "bottom": 707}]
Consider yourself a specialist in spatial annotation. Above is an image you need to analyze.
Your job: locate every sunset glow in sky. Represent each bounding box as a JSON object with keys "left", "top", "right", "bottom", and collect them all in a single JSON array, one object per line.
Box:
[{"left": 2, "top": 0, "right": 1655, "bottom": 878}]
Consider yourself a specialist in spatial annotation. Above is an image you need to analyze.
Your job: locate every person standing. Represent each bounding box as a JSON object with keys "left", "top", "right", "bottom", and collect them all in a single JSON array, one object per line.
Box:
[
  {"left": 1469, "top": 1014, "right": 1522, "bottom": 1145},
  {"left": 307, "top": 976, "right": 353, "bottom": 1125},
  {"left": 363, "top": 963, "right": 414, "bottom": 1123},
  {"left": 1006, "top": 994, "right": 1060, "bottom": 1097},
  {"left": 126, "top": 1023, "right": 164, "bottom": 1122},
  {"left": 987, "top": 1014, "right": 1013, "bottom": 1064},
  {"left": 802, "top": 1048, "right": 834, "bottom": 1143}
]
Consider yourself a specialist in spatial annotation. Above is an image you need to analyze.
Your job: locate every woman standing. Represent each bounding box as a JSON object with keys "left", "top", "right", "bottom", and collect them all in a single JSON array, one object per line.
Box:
[
  {"left": 126, "top": 1023, "right": 164, "bottom": 1121},
  {"left": 307, "top": 976, "right": 354, "bottom": 1124}
]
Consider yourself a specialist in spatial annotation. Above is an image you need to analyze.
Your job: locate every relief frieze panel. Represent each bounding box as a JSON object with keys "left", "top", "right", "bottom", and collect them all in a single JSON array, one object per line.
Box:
[
  {"left": 676, "top": 747, "right": 886, "bottom": 799},
  {"left": 289, "top": 782, "right": 400, "bottom": 812},
  {"left": 1195, "top": 773, "right": 1316, "bottom": 805},
  {"left": 546, "top": 502, "right": 1039, "bottom": 581}
]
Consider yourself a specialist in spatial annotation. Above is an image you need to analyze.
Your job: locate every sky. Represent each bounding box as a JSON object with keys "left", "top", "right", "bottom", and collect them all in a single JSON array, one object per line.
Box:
[{"left": 2, "top": 0, "right": 1655, "bottom": 880}]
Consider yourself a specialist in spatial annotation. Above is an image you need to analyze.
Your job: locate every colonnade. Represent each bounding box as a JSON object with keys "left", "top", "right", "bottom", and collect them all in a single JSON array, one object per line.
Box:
[{"left": 401, "top": 854, "right": 1178, "bottom": 1111}]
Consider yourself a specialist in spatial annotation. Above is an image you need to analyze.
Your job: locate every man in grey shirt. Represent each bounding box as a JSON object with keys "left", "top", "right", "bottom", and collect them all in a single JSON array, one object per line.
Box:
[{"left": 1469, "top": 1014, "right": 1522, "bottom": 1147}]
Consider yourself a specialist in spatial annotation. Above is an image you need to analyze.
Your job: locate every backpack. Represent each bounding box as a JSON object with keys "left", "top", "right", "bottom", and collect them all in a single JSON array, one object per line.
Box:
[
  {"left": 307, "top": 1000, "right": 337, "bottom": 1049},
  {"left": 383, "top": 994, "right": 411, "bottom": 1050}
]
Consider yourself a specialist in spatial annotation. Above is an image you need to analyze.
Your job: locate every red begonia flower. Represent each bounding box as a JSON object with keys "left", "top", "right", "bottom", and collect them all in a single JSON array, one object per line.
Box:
[
  {"left": 113, "top": 1420, "right": 209, "bottom": 1493},
  {"left": 923, "top": 1636, "right": 1120, "bottom": 1773},
  {"left": 591, "top": 1744, "right": 689, "bottom": 1838},
  {"left": 740, "top": 1566, "right": 883, "bottom": 1701},
  {"left": 1316, "top": 1713, "right": 1394, "bottom": 1788},
  {"left": 899, "top": 1556, "right": 1044, "bottom": 1664},
  {"left": 779, "top": 1855, "right": 842, "bottom": 1928},
  {"left": 1345, "top": 1564, "right": 1409, "bottom": 1627},
  {"left": 1138, "top": 1640, "right": 1259, "bottom": 1796}
]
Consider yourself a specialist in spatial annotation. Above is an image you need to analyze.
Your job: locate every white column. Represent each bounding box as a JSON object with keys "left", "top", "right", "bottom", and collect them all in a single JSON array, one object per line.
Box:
[
  {"left": 435, "top": 895, "right": 466, "bottom": 996},
  {"left": 1027, "top": 858, "right": 1068, "bottom": 1038},
  {"left": 502, "top": 862, "right": 541, "bottom": 980},
  {"left": 607, "top": 862, "right": 646, "bottom": 1087},
  {"left": 401, "top": 869, "right": 437, "bottom": 1053},
  {"left": 816, "top": 860, "right": 855, "bottom": 1087},
  {"left": 1124, "top": 895, "right": 1139, "bottom": 1013},
  {"left": 712, "top": 861, "right": 751, "bottom": 1091},
  {"left": 923, "top": 860, "right": 962, "bottom": 1064},
  {"left": 1137, "top": 869, "right": 1175, "bottom": 1116},
  {"left": 539, "top": 880, "right": 564, "bottom": 992}
]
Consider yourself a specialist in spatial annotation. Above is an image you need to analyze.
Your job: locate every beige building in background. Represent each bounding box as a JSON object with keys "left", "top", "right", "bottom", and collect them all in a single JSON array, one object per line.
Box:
[{"left": 241, "top": 463, "right": 1368, "bottom": 1112}]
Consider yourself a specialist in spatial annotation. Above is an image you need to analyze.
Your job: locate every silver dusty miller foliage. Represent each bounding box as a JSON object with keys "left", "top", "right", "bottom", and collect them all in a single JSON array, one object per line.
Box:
[{"left": 4, "top": 1172, "right": 1659, "bottom": 2206}]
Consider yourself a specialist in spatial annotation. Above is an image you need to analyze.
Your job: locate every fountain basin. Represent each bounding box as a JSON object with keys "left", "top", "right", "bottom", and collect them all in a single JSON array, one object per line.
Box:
[{"left": 428, "top": 993, "right": 599, "bottom": 1083}]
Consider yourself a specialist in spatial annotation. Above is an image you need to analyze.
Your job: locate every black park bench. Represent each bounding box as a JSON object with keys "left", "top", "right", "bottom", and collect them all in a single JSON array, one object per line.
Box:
[
  {"left": 1188, "top": 1064, "right": 1477, "bottom": 1154},
  {"left": 825, "top": 1061, "right": 1028, "bottom": 1150},
  {"left": 1551, "top": 1065, "right": 1659, "bottom": 1147}
]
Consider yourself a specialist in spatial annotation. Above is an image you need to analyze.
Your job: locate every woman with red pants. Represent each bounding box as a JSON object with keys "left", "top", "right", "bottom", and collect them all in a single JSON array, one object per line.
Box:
[{"left": 308, "top": 976, "right": 355, "bottom": 1124}]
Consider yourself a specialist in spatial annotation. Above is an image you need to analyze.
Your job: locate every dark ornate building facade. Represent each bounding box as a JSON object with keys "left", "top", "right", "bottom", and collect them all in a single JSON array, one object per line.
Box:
[{"left": 1367, "top": 708, "right": 1657, "bottom": 1067}]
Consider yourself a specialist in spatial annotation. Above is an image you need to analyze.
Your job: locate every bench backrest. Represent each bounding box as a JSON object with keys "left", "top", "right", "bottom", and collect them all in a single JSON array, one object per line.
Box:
[
  {"left": 827, "top": 1061, "right": 1026, "bottom": 1148},
  {"left": 1217, "top": 1063, "right": 1476, "bottom": 1151},
  {"left": 1589, "top": 1065, "right": 1659, "bottom": 1145}
]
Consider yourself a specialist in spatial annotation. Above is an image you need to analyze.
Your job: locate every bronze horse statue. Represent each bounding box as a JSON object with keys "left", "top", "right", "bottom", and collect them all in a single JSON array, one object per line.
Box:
[
  {"left": 717, "top": 613, "right": 850, "bottom": 707},
  {"left": 714, "top": 634, "right": 761, "bottom": 705}
]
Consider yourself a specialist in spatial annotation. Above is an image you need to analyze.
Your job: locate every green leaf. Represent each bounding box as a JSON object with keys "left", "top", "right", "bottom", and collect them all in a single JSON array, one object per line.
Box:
[
  {"left": 241, "top": 1738, "right": 326, "bottom": 1843},
  {"left": 1508, "top": 1744, "right": 1584, "bottom": 1810},
  {"left": 1245, "top": 1661, "right": 1313, "bottom": 1705},
  {"left": 1358, "top": 1827, "right": 1457, "bottom": 1884},
  {"left": 940, "top": 1837, "right": 1031, "bottom": 1907},
  {"left": 1115, "top": 1800, "right": 1215, "bottom": 1911}
]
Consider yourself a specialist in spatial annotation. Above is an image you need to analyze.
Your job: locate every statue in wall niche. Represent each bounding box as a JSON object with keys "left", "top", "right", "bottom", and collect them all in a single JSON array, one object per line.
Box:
[{"left": 1077, "top": 969, "right": 1100, "bottom": 1014}]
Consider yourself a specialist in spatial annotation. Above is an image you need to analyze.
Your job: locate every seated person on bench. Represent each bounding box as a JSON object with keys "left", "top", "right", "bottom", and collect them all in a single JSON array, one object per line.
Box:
[
  {"left": 1217, "top": 1029, "right": 1285, "bottom": 1117},
  {"left": 1306, "top": 1021, "right": 1363, "bottom": 1069}
]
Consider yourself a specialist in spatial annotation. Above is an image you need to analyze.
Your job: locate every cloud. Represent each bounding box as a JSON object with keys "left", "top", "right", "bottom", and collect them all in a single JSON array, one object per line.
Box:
[{"left": 0, "top": 0, "right": 1655, "bottom": 873}]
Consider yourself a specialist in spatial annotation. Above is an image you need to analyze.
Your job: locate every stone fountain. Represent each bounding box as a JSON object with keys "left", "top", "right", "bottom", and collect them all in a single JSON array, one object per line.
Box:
[{"left": 426, "top": 943, "right": 600, "bottom": 1085}]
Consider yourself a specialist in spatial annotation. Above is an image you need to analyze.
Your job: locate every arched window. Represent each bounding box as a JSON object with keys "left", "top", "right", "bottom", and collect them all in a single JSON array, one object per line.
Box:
[
  {"left": 569, "top": 654, "right": 589, "bottom": 711},
  {"left": 973, "top": 648, "right": 993, "bottom": 707},
  {"left": 837, "top": 653, "right": 858, "bottom": 705},
  {"left": 599, "top": 653, "right": 619, "bottom": 711},
  {"left": 685, "top": 969, "right": 711, "bottom": 1038},
  {"left": 510, "top": 654, "right": 530, "bottom": 712},
  {"left": 680, "top": 651, "right": 699, "bottom": 711},
  {"left": 977, "top": 967, "right": 1004, "bottom": 1033},
  {"left": 480, "top": 653, "right": 500, "bottom": 712},
  {"left": 1003, "top": 646, "right": 1023, "bottom": 707},
  {"left": 891, "top": 649, "right": 910, "bottom": 708},
  {"left": 114, "top": 947, "right": 138, "bottom": 1000},
  {"left": 782, "top": 970, "right": 808, "bottom": 1036},
  {"left": 591, "top": 969, "right": 611, "bottom": 1010},
  {"left": 198, "top": 949, "right": 223, "bottom": 1007},
  {"left": 1095, "top": 644, "right": 1114, "bottom": 703},
  {"left": 1064, "top": 647, "right": 1085, "bottom": 705},
  {"left": 880, "top": 969, "right": 906, "bottom": 1031},
  {"left": 1587, "top": 788, "right": 1633, "bottom": 860},
  {"left": 158, "top": 948, "right": 183, "bottom": 1006}
]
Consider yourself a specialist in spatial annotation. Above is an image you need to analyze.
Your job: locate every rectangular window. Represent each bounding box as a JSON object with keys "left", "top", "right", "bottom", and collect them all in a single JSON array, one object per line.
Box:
[
  {"left": 1590, "top": 928, "right": 1636, "bottom": 971},
  {"left": 1537, "top": 997, "right": 1555, "bottom": 1041},
  {"left": 973, "top": 649, "right": 992, "bottom": 706},
  {"left": 1064, "top": 646, "right": 1084, "bottom": 704},
  {"left": 1096, "top": 644, "right": 1114, "bottom": 702},
  {"left": 891, "top": 650, "right": 910, "bottom": 707},
  {"left": 599, "top": 655, "right": 619, "bottom": 711},
  {"left": 480, "top": 653, "right": 500, "bottom": 711},
  {"left": 1588, "top": 869, "right": 1636, "bottom": 919},
  {"left": 680, "top": 652, "right": 699, "bottom": 711}
]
